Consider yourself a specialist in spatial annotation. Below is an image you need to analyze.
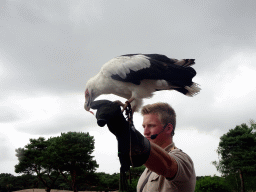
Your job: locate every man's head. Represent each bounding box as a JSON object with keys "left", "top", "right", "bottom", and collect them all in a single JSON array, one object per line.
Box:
[{"left": 141, "top": 102, "right": 176, "bottom": 136}]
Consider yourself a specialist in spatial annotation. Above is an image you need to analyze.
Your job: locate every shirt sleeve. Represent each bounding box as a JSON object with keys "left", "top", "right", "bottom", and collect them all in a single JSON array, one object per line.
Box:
[{"left": 167, "top": 149, "right": 195, "bottom": 182}]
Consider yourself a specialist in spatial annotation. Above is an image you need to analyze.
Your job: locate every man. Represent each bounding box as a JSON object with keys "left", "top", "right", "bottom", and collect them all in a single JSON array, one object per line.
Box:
[
  {"left": 91, "top": 100, "right": 196, "bottom": 192},
  {"left": 138, "top": 102, "right": 196, "bottom": 191}
]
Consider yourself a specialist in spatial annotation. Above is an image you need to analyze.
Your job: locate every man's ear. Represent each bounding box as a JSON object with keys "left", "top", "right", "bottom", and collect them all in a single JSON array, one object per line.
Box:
[{"left": 166, "top": 123, "right": 173, "bottom": 134}]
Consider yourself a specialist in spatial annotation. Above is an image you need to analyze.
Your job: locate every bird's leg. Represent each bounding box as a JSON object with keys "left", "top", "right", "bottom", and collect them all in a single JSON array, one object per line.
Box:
[
  {"left": 122, "top": 97, "right": 135, "bottom": 112},
  {"left": 114, "top": 98, "right": 135, "bottom": 113},
  {"left": 114, "top": 100, "right": 127, "bottom": 113},
  {"left": 114, "top": 100, "right": 125, "bottom": 108}
]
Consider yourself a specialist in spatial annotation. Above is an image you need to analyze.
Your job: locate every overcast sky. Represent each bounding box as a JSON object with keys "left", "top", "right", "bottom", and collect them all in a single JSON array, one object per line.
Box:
[{"left": 1, "top": 0, "right": 256, "bottom": 177}]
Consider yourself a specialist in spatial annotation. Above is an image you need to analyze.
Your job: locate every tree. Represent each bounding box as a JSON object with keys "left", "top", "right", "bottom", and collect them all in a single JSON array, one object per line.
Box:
[
  {"left": 213, "top": 123, "right": 256, "bottom": 192},
  {"left": 15, "top": 174, "right": 39, "bottom": 190},
  {"left": 15, "top": 132, "right": 98, "bottom": 192},
  {"left": 195, "top": 176, "right": 231, "bottom": 192},
  {"left": 126, "top": 165, "right": 146, "bottom": 192},
  {"left": 15, "top": 137, "right": 60, "bottom": 192},
  {"left": 47, "top": 132, "right": 98, "bottom": 192},
  {"left": 0, "top": 173, "right": 15, "bottom": 192},
  {"left": 0, "top": 173, "right": 40, "bottom": 191}
]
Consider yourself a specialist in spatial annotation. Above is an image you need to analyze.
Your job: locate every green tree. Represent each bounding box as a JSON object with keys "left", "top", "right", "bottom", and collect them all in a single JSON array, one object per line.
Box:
[
  {"left": 129, "top": 165, "right": 145, "bottom": 178},
  {"left": 0, "top": 173, "right": 15, "bottom": 192},
  {"left": 126, "top": 165, "right": 146, "bottom": 191},
  {"left": 47, "top": 132, "right": 98, "bottom": 192},
  {"left": 15, "top": 137, "right": 60, "bottom": 192},
  {"left": 195, "top": 176, "right": 231, "bottom": 192},
  {"left": 213, "top": 123, "right": 256, "bottom": 192},
  {"left": 14, "top": 174, "right": 39, "bottom": 190},
  {"left": 14, "top": 132, "right": 98, "bottom": 192}
]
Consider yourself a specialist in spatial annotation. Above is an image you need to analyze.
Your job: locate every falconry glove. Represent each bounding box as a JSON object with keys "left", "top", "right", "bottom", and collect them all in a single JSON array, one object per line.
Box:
[{"left": 91, "top": 100, "right": 151, "bottom": 171}]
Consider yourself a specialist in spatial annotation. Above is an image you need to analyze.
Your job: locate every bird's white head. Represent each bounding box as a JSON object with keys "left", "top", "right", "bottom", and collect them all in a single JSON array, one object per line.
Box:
[
  {"left": 84, "top": 72, "right": 107, "bottom": 114},
  {"left": 84, "top": 80, "right": 98, "bottom": 114},
  {"left": 84, "top": 87, "right": 92, "bottom": 112}
]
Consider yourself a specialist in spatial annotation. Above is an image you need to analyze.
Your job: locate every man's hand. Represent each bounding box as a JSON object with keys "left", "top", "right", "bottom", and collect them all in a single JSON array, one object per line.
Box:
[
  {"left": 91, "top": 100, "right": 128, "bottom": 136},
  {"left": 91, "top": 100, "right": 131, "bottom": 172},
  {"left": 91, "top": 99, "right": 151, "bottom": 170}
]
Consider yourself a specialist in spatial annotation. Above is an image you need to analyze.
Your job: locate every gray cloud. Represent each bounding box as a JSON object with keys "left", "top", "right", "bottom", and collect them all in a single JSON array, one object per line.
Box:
[
  {"left": 0, "top": 136, "right": 15, "bottom": 163},
  {"left": 0, "top": 107, "right": 20, "bottom": 123},
  {"left": 16, "top": 112, "right": 96, "bottom": 135}
]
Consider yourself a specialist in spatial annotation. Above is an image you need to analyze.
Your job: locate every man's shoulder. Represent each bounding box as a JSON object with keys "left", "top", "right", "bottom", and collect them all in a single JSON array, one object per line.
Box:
[{"left": 169, "top": 148, "right": 193, "bottom": 163}]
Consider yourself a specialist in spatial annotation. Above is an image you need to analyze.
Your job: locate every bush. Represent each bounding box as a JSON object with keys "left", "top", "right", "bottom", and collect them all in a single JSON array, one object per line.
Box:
[{"left": 195, "top": 176, "right": 231, "bottom": 192}]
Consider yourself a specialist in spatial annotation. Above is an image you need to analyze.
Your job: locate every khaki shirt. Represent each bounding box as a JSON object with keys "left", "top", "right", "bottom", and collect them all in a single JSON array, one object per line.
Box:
[{"left": 137, "top": 143, "right": 196, "bottom": 192}]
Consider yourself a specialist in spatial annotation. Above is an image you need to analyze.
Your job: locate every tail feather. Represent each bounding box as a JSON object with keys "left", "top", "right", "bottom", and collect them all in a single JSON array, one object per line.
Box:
[
  {"left": 185, "top": 83, "right": 201, "bottom": 96},
  {"left": 173, "top": 83, "right": 200, "bottom": 96},
  {"left": 175, "top": 59, "right": 195, "bottom": 67}
]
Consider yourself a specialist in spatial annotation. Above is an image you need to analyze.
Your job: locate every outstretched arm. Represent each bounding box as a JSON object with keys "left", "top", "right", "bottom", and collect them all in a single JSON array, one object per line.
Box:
[{"left": 145, "top": 141, "right": 178, "bottom": 179}]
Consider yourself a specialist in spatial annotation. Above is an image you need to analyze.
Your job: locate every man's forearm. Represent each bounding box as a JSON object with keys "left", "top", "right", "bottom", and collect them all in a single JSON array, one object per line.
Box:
[{"left": 144, "top": 142, "right": 178, "bottom": 178}]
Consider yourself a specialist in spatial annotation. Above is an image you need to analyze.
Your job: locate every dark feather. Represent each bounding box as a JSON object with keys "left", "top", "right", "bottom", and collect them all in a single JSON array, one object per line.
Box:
[{"left": 111, "top": 54, "right": 196, "bottom": 94}]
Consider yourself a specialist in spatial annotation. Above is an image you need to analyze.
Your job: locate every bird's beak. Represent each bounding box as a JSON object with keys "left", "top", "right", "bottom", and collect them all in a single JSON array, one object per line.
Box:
[
  {"left": 84, "top": 102, "right": 90, "bottom": 111},
  {"left": 84, "top": 99, "right": 94, "bottom": 115}
]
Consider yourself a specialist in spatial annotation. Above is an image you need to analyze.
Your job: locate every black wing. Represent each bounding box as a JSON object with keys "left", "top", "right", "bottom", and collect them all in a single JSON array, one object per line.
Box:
[{"left": 111, "top": 54, "right": 196, "bottom": 89}]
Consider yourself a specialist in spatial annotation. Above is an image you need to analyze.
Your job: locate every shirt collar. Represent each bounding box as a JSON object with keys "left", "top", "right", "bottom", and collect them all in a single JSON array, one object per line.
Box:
[{"left": 164, "top": 142, "right": 176, "bottom": 152}]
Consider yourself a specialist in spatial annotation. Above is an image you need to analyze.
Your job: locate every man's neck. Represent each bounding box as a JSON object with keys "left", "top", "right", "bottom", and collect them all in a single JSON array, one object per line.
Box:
[{"left": 158, "top": 137, "right": 173, "bottom": 149}]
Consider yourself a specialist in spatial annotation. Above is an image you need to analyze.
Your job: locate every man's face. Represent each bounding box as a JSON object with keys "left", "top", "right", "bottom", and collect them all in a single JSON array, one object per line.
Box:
[{"left": 142, "top": 113, "right": 169, "bottom": 147}]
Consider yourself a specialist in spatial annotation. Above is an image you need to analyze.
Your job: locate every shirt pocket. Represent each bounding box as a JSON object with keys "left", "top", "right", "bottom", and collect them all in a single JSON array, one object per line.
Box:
[
  {"left": 146, "top": 174, "right": 160, "bottom": 191},
  {"left": 150, "top": 174, "right": 160, "bottom": 181}
]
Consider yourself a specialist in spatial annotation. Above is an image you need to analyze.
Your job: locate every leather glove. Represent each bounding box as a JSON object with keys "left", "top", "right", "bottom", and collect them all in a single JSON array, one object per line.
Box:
[
  {"left": 91, "top": 100, "right": 128, "bottom": 135},
  {"left": 91, "top": 100, "right": 151, "bottom": 171},
  {"left": 91, "top": 100, "right": 131, "bottom": 172}
]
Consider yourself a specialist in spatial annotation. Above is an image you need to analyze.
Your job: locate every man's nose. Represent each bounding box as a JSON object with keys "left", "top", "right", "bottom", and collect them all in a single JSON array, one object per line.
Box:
[{"left": 144, "top": 126, "right": 150, "bottom": 135}]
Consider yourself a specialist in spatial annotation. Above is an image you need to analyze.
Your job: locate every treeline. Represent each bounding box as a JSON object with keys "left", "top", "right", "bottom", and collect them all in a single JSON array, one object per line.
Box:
[
  {"left": 1, "top": 172, "right": 256, "bottom": 192},
  {"left": 196, "top": 174, "right": 256, "bottom": 192},
  {"left": 0, "top": 166, "right": 144, "bottom": 191}
]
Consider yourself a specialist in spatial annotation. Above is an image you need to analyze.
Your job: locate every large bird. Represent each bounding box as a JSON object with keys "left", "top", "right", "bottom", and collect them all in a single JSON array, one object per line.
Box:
[{"left": 84, "top": 54, "right": 200, "bottom": 113}]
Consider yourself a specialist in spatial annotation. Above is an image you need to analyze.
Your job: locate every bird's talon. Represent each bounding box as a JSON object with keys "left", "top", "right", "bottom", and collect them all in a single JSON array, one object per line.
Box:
[{"left": 114, "top": 100, "right": 126, "bottom": 112}]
